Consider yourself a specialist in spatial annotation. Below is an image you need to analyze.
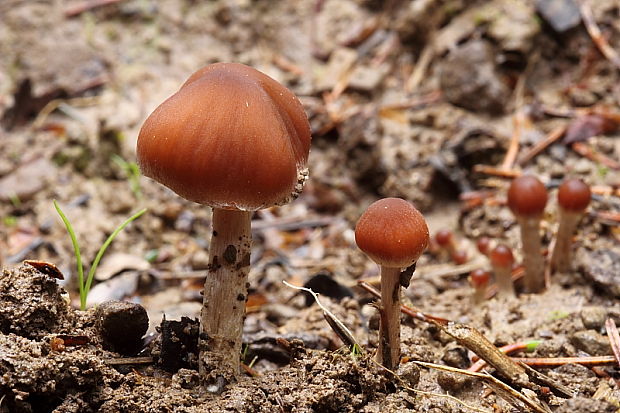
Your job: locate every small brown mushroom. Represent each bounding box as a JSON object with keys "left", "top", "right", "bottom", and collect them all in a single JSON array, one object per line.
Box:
[
  {"left": 507, "top": 175, "right": 548, "bottom": 293},
  {"left": 469, "top": 269, "right": 491, "bottom": 305},
  {"left": 490, "top": 244, "right": 515, "bottom": 298},
  {"left": 476, "top": 236, "right": 491, "bottom": 256},
  {"left": 435, "top": 229, "right": 468, "bottom": 264},
  {"left": 550, "top": 178, "right": 591, "bottom": 273},
  {"left": 137, "top": 63, "right": 311, "bottom": 387},
  {"left": 355, "top": 198, "right": 429, "bottom": 370}
]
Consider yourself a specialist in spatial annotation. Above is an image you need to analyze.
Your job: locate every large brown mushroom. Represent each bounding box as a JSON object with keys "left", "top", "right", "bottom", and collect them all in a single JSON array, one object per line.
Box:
[
  {"left": 355, "top": 198, "right": 429, "bottom": 370},
  {"left": 137, "top": 63, "right": 311, "bottom": 388}
]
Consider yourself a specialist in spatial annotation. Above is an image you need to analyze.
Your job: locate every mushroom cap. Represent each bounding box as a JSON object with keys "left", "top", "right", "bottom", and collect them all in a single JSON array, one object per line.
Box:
[
  {"left": 434, "top": 229, "right": 453, "bottom": 247},
  {"left": 470, "top": 269, "right": 490, "bottom": 288},
  {"left": 451, "top": 250, "right": 468, "bottom": 265},
  {"left": 476, "top": 237, "right": 491, "bottom": 256},
  {"left": 355, "top": 198, "right": 429, "bottom": 268},
  {"left": 490, "top": 244, "right": 514, "bottom": 268},
  {"left": 507, "top": 175, "right": 548, "bottom": 217},
  {"left": 558, "top": 178, "right": 591, "bottom": 213},
  {"left": 137, "top": 63, "right": 311, "bottom": 210}
]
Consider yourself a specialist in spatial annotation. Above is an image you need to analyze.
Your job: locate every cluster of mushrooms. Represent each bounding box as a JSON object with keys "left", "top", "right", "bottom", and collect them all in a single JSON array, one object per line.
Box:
[
  {"left": 462, "top": 175, "right": 591, "bottom": 304},
  {"left": 136, "top": 62, "right": 591, "bottom": 388}
]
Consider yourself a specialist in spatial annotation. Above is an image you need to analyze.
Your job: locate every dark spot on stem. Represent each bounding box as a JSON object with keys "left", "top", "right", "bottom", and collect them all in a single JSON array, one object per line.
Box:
[
  {"left": 236, "top": 253, "right": 251, "bottom": 270},
  {"left": 208, "top": 256, "right": 221, "bottom": 271},
  {"left": 223, "top": 245, "right": 237, "bottom": 264}
]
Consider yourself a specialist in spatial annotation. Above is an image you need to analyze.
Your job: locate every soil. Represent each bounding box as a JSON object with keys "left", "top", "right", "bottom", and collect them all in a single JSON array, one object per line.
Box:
[{"left": 1, "top": 0, "right": 620, "bottom": 412}]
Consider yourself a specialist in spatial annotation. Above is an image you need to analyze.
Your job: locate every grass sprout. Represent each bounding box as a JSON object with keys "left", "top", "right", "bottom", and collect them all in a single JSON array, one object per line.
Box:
[
  {"left": 54, "top": 200, "right": 147, "bottom": 310},
  {"left": 111, "top": 154, "right": 142, "bottom": 199}
]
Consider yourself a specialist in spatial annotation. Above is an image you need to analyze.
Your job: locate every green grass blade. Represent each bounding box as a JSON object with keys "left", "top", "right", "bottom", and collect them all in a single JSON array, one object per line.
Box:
[
  {"left": 83, "top": 208, "right": 147, "bottom": 300},
  {"left": 53, "top": 200, "right": 85, "bottom": 309}
]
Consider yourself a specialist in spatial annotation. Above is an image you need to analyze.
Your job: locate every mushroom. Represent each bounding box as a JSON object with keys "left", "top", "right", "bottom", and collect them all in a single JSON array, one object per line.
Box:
[
  {"left": 507, "top": 175, "right": 547, "bottom": 293},
  {"left": 476, "top": 236, "right": 491, "bottom": 256},
  {"left": 469, "top": 269, "right": 490, "bottom": 305},
  {"left": 137, "top": 63, "right": 311, "bottom": 387},
  {"left": 550, "top": 178, "right": 591, "bottom": 273},
  {"left": 490, "top": 244, "right": 515, "bottom": 298},
  {"left": 355, "top": 198, "right": 429, "bottom": 370},
  {"left": 435, "top": 229, "right": 468, "bottom": 264}
]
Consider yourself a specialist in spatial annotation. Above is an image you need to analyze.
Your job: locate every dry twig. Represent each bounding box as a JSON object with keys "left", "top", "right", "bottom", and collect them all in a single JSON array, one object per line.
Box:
[
  {"left": 473, "top": 165, "right": 521, "bottom": 179},
  {"left": 518, "top": 126, "right": 567, "bottom": 166},
  {"left": 65, "top": 0, "right": 125, "bottom": 17},
  {"left": 605, "top": 318, "right": 620, "bottom": 368},
  {"left": 578, "top": 0, "right": 620, "bottom": 70},
  {"left": 512, "top": 356, "right": 616, "bottom": 367},
  {"left": 412, "top": 361, "right": 551, "bottom": 413},
  {"left": 571, "top": 142, "right": 620, "bottom": 170}
]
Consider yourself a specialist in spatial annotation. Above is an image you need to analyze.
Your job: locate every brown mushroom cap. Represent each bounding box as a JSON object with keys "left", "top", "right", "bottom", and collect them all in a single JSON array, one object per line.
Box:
[
  {"left": 476, "top": 237, "right": 491, "bottom": 256},
  {"left": 434, "top": 229, "right": 453, "bottom": 247},
  {"left": 507, "top": 175, "right": 548, "bottom": 217},
  {"left": 490, "top": 244, "right": 514, "bottom": 268},
  {"left": 470, "top": 269, "right": 490, "bottom": 288},
  {"left": 137, "top": 63, "right": 311, "bottom": 210},
  {"left": 557, "top": 178, "right": 591, "bottom": 213},
  {"left": 355, "top": 198, "right": 429, "bottom": 268}
]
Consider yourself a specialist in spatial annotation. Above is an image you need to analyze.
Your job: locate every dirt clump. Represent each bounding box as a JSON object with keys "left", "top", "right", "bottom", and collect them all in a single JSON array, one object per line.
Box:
[{"left": 0, "top": 264, "right": 72, "bottom": 340}]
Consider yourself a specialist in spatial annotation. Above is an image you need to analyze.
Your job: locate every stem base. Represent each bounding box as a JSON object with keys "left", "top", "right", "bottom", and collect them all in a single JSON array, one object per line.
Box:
[{"left": 199, "top": 209, "right": 252, "bottom": 389}]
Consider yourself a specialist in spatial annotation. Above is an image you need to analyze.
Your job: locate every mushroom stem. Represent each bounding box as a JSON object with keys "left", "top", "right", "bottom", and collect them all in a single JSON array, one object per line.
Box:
[
  {"left": 469, "top": 269, "right": 490, "bottom": 306},
  {"left": 199, "top": 208, "right": 252, "bottom": 387},
  {"left": 516, "top": 216, "right": 545, "bottom": 293},
  {"left": 378, "top": 265, "right": 402, "bottom": 371},
  {"left": 551, "top": 209, "right": 582, "bottom": 273},
  {"left": 494, "top": 265, "right": 515, "bottom": 298},
  {"left": 472, "top": 286, "right": 486, "bottom": 305}
]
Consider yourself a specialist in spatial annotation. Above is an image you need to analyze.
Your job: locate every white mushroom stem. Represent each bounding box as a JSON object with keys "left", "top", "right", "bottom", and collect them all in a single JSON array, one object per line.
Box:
[
  {"left": 199, "top": 208, "right": 252, "bottom": 388},
  {"left": 516, "top": 215, "right": 546, "bottom": 293},
  {"left": 472, "top": 285, "right": 487, "bottom": 305},
  {"left": 551, "top": 209, "right": 583, "bottom": 273},
  {"left": 492, "top": 264, "right": 515, "bottom": 298},
  {"left": 378, "top": 265, "right": 402, "bottom": 371}
]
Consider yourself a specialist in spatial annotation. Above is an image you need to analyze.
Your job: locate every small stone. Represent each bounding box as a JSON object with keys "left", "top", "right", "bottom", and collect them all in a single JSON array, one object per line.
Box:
[
  {"left": 581, "top": 306, "right": 607, "bottom": 330},
  {"left": 95, "top": 300, "right": 148, "bottom": 355},
  {"left": 536, "top": 0, "right": 581, "bottom": 33},
  {"left": 441, "top": 344, "right": 470, "bottom": 369},
  {"left": 439, "top": 40, "right": 509, "bottom": 115},
  {"left": 436, "top": 371, "right": 472, "bottom": 392},
  {"left": 580, "top": 249, "right": 620, "bottom": 298},
  {"left": 570, "top": 330, "right": 611, "bottom": 356},
  {"left": 396, "top": 361, "right": 420, "bottom": 387}
]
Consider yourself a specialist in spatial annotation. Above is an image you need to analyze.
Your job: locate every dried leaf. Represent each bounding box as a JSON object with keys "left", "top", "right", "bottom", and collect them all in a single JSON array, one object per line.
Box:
[
  {"left": 563, "top": 113, "right": 620, "bottom": 144},
  {"left": 24, "top": 260, "right": 64, "bottom": 280},
  {"left": 95, "top": 252, "right": 150, "bottom": 281}
]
